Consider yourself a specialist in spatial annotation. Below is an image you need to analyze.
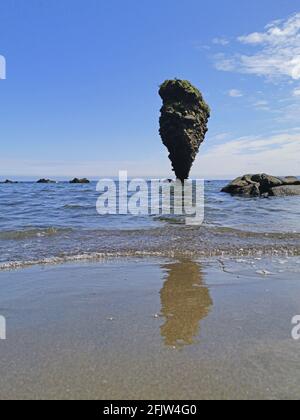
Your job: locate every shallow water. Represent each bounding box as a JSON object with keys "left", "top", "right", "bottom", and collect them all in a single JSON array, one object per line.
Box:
[
  {"left": 0, "top": 257, "right": 300, "bottom": 400},
  {"left": 0, "top": 181, "right": 299, "bottom": 268}
]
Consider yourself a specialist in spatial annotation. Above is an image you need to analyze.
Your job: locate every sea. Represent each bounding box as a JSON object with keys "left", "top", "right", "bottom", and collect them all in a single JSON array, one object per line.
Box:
[{"left": 0, "top": 180, "right": 299, "bottom": 269}]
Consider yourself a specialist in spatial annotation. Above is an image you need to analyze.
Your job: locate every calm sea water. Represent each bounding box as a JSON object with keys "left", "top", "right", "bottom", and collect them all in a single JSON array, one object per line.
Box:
[{"left": 0, "top": 180, "right": 299, "bottom": 268}]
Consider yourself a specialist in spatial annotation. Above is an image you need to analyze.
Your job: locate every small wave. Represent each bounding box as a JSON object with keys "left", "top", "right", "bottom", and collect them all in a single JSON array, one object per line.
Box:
[
  {"left": 0, "top": 227, "right": 73, "bottom": 240},
  {"left": 210, "top": 226, "right": 300, "bottom": 239},
  {"left": 62, "top": 204, "right": 94, "bottom": 210},
  {"left": 153, "top": 215, "right": 185, "bottom": 224},
  {"left": 0, "top": 252, "right": 138, "bottom": 270},
  {"left": 1, "top": 246, "right": 300, "bottom": 271},
  {"left": 0, "top": 201, "right": 25, "bottom": 207}
]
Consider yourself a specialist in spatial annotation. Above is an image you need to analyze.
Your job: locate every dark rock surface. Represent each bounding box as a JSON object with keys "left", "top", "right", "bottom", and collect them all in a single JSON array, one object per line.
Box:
[
  {"left": 37, "top": 179, "right": 56, "bottom": 184},
  {"left": 0, "top": 179, "right": 18, "bottom": 184},
  {"left": 159, "top": 79, "right": 210, "bottom": 182},
  {"left": 69, "top": 178, "right": 90, "bottom": 184},
  {"left": 222, "top": 174, "right": 300, "bottom": 197}
]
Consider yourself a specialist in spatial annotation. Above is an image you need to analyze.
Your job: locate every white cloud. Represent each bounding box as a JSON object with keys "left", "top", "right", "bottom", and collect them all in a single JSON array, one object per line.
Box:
[
  {"left": 212, "top": 37, "right": 229, "bottom": 46},
  {"left": 193, "top": 132, "right": 300, "bottom": 178},
  {"left": 276, "top": 102, "right": 300, "bottom": 122},
  {"left": 2, "top": 133, "right": 299, "bottom": 180},
  {"left": 254, "top": 100, "right": 268, "bottom": 106},
  {"left": 213, "top": 132, "right": 231, "bottom": 141},
  {"left": 0, "top": 158, "right": 171, "bottom": 179},
  {"left": 228, "top": 89, "right": 243, "bottom": 97},
  {"left": 214, "top": 53, "right": 235, "bottom": 71},
  {"left": 215, "top": 13, "right": 300, "bottom": 81},
  {"left": 293, "top": 87, "right": 300, "bottom": 96},
  {"left": 253, "top": 100, "right": 270, "bottom": 111}
]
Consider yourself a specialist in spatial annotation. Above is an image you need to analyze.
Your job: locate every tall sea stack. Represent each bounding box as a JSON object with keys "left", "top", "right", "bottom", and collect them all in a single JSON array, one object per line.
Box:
[{"left": 159, "top": 79, "right": 210, "bottom": 182}]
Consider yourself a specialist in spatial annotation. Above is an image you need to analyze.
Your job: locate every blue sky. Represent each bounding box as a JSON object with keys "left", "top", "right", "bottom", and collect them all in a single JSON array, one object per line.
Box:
[{"left": 0, "top": 0, "right": 299, "bottom": 179}]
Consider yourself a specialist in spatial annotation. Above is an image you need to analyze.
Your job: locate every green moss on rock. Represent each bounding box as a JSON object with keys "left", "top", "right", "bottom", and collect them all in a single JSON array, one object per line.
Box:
[{"left": 159, "top": 79, "right": 210, "bottom": 116}]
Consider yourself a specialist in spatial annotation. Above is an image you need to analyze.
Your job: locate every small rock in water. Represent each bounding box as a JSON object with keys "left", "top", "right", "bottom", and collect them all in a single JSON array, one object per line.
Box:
[
  {"left": 0, "top": 179, "right": 18, "bottom": 184},
  {"left": 70, "top": 178, "right": 90, "bottom": 184},
  {"left": 37, "top": 178, "right": 56, "bottom": 184}
]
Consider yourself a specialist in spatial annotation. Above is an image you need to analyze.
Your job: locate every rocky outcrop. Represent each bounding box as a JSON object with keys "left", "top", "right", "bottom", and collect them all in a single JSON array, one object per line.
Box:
[
  {"left": 37, "top": 179, "right": 56, "bottom": 184},
  {"left": 269, "top": 185, "right": 300, "bottom": 197},
  {"left": 159, "top": 79, "right": 210, "bottom": 182},
  {"left": 69, "top": 178, "right": 90, "bottom": 184},
  {"left": 0, "top": 179, "right": 18, "bottom": 184},
  {"left": 222, "top": 174, "right": 300, "bottom": 197}
]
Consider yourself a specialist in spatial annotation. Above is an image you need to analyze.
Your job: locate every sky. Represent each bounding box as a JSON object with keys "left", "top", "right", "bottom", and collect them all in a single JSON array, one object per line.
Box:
[{"left": 0, "top": 0, "right": 300, "bottom": 179}]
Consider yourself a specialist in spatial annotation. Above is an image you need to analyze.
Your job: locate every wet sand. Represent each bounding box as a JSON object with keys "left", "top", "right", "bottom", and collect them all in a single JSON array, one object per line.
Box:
[{"left": 0, "top": 257, "right": 300, "bottom": 400}]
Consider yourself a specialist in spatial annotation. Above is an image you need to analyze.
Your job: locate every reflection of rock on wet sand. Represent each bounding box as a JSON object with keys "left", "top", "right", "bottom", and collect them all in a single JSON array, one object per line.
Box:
[{"left": 160, "top": 260, "right": 212, "bottom": 349}]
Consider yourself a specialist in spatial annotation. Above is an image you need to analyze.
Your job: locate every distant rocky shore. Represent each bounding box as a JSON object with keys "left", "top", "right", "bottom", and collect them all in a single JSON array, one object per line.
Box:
[
  {"left": 36, "top": 178, "right": 90, "bottom": 184},
  {"left": 1, "top": 178, "right": 91, "bottom": 184},
  {"left": 222, "top": 174, "right": 300, "bottom": 197}
]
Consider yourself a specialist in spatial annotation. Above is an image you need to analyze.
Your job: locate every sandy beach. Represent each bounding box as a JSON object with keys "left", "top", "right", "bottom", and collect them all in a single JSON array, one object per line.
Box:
[{"left": 0, "top": 257, "right": 300, "bottom": 400}]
